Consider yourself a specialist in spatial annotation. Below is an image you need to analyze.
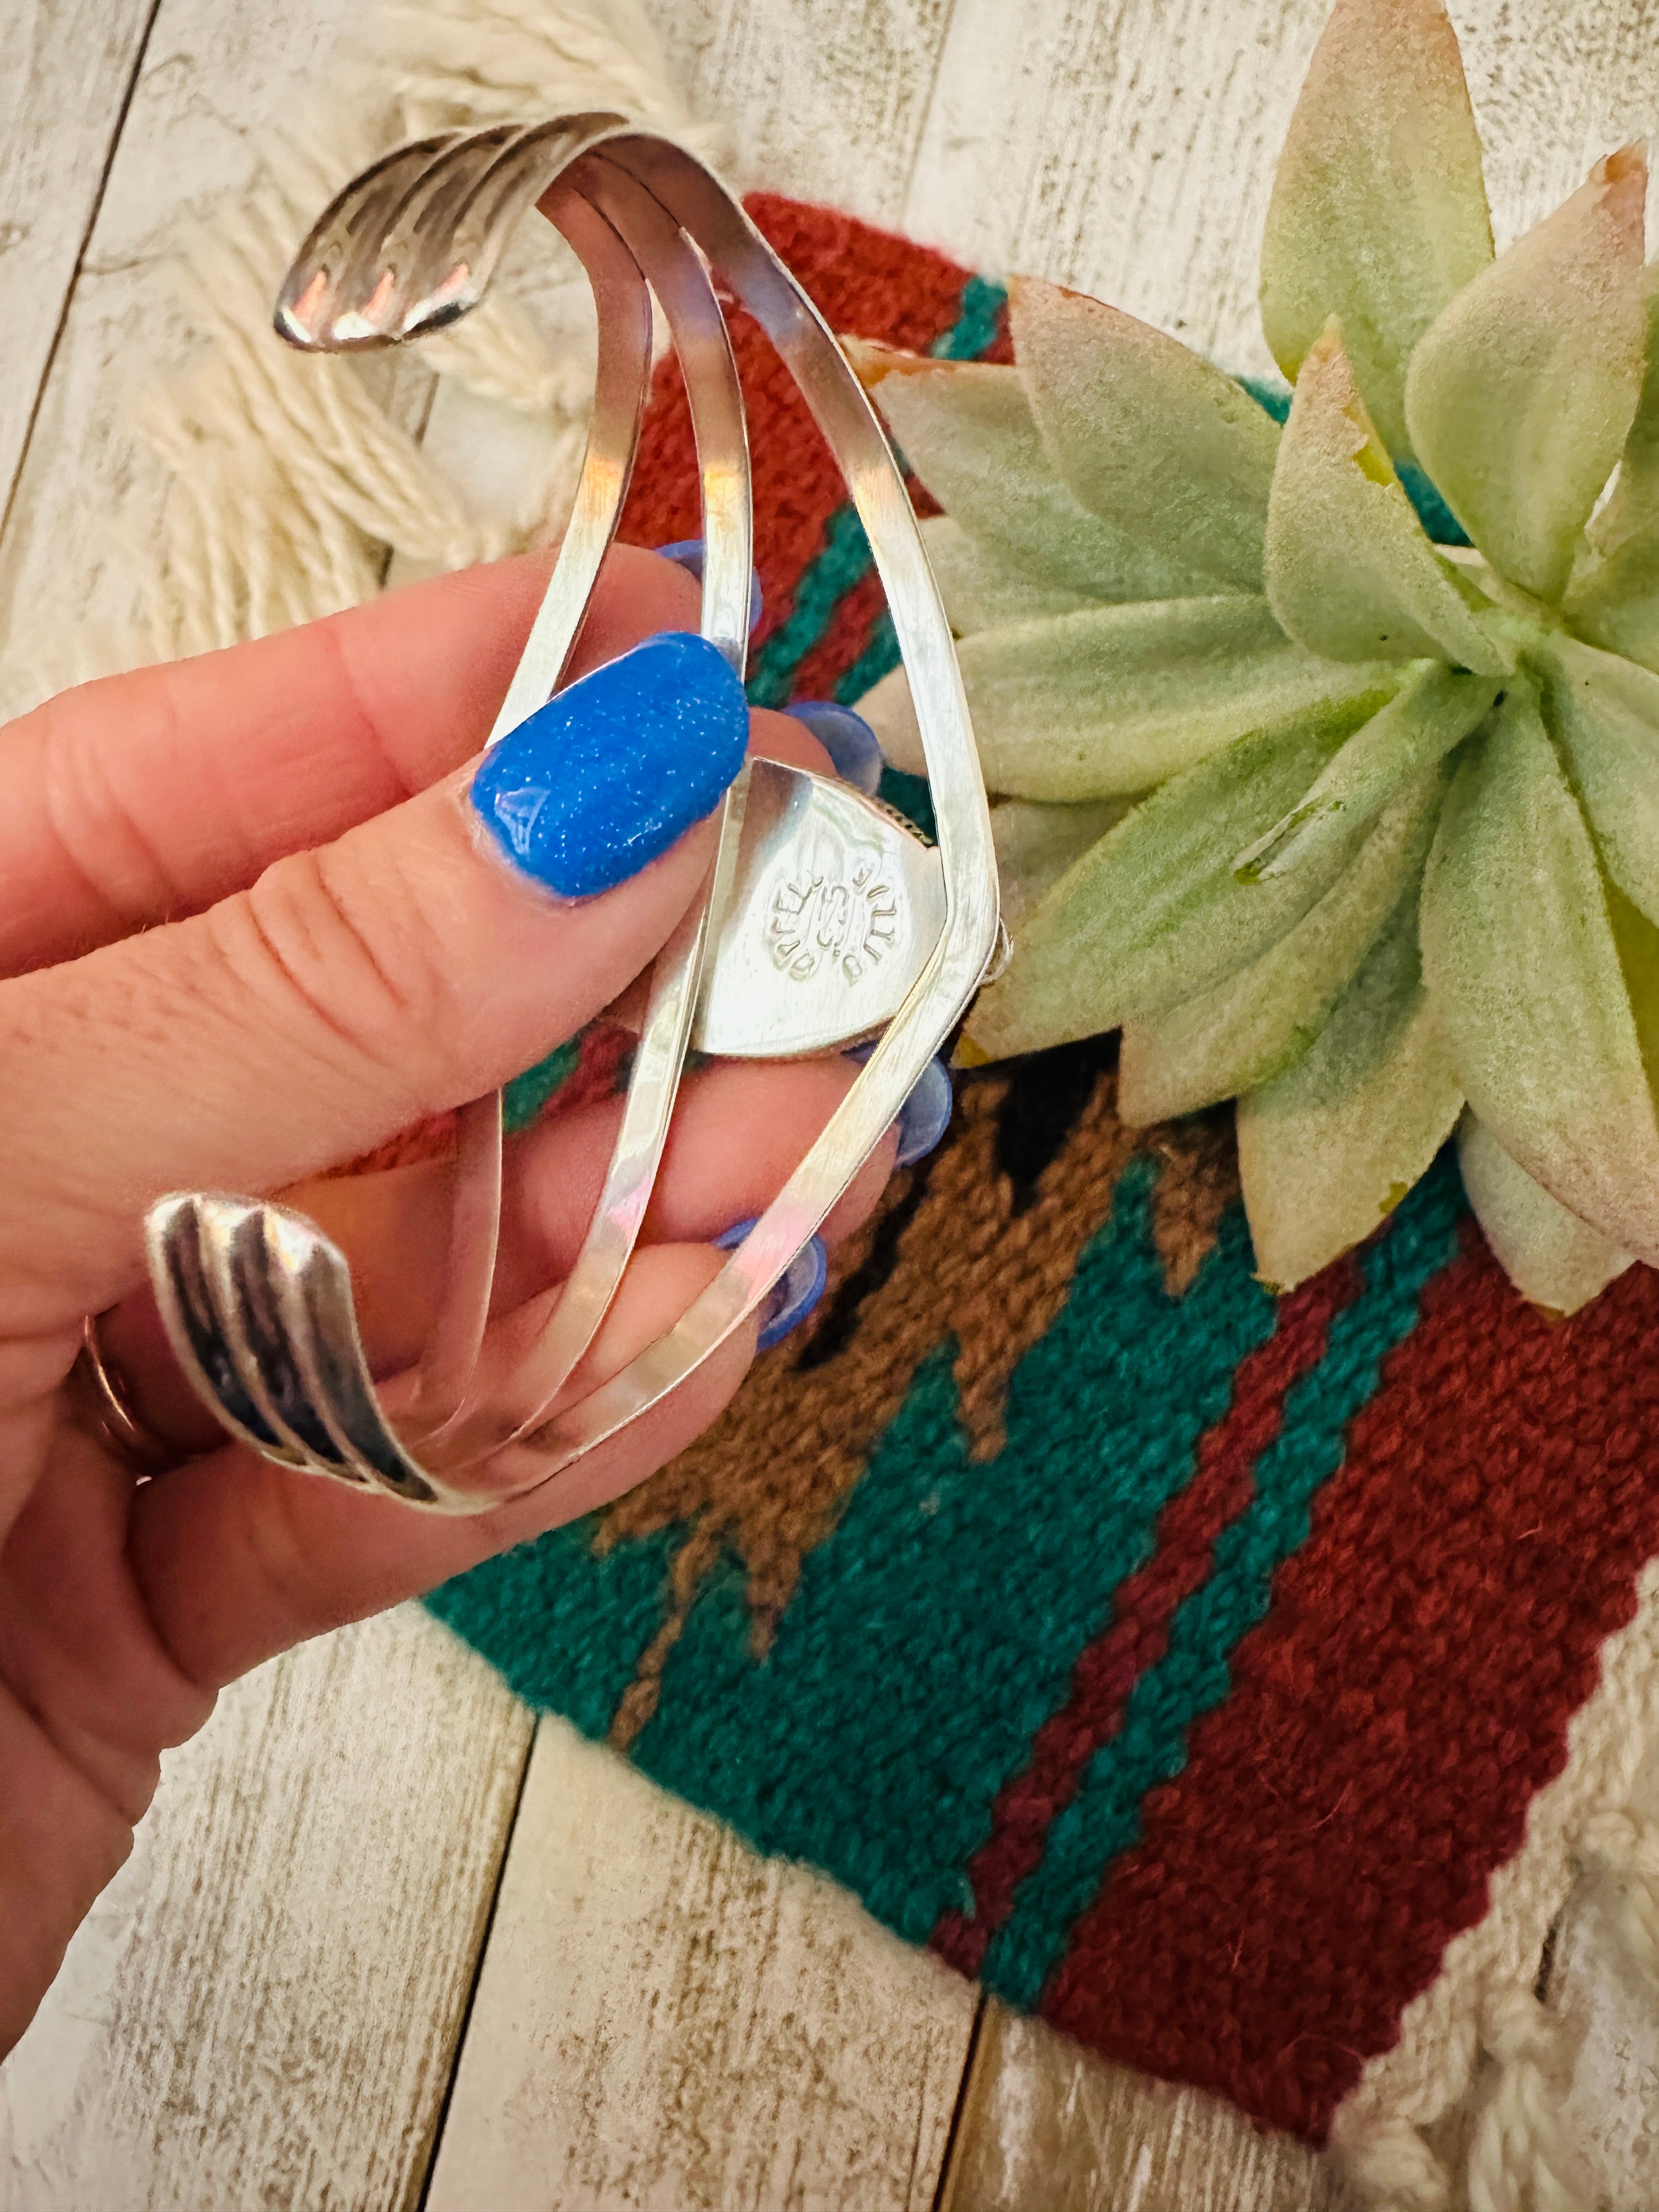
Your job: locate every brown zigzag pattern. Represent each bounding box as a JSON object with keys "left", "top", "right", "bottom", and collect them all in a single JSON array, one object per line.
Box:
[{"left": 601, "top": 1072, "right": 1238, "bottom": 1748}]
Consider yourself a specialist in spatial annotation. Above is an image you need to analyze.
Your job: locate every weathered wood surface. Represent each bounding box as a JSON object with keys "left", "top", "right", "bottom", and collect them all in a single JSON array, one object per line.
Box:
[
  {"left": 0, "top": 1607, "right": 532, "bottom": 2212},
  {"left": 425, "top": 1716, "right": 978, "bottom": 2212},
  {"left": 940, "top": 2001, "right": 1351, "bottom": 2212},
  {"left": 0, "top": 0, "right": 156, "bottom": 521},
  {"left": 0, "top": 0, "right": 362, "bottom": 719}
]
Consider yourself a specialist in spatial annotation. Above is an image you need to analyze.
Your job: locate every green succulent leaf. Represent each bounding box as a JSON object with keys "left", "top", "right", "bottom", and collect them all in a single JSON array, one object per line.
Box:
[
  {"left": 1564, "top": 286, "right": 1659, "bottom": 656},
  {"left": 954, "top": 596, "right": 1399, "bottom": 802},
  {"left": 1237, "top": 885, "right": 1464, "bottom": 1290},
  {"left": 1566, "top": 533, "right": 1659, "bottom": 672},
  {"left": 1586, "top": 262, "right": 1659, "bottom": 558},
  {"left": 991, "top": 797, "right": 1130, "bottom": 928},
  {"left": 1419, "top": 677, "right": 1659, "bottom": 1261},
  {"left": 1259, "top": 0, "right": 1492, "bottom": 463},
  {"left": 1235, "top": 659, "right": 1499, "bottom": 881},
  {"left": 1263, "top": 323, "right": 1514, "bottom": 670},
  {"left": 968, "top": 689, "right": 1392, "bottom": 1058},
  {"left": 921, "top": 516, "right": 1093, "bottom": 635},
  {"left": 1404, "top": 148, "right": 1649, "bottom": 603},
  {"left": 854, "top": 662, "right": 926, "bottom": 777},
  {"left": 1536, "top": 633, "right": 1659, "bottom": 928},
  {"left": 1119, "top": 764, "right": 1444, "bottom": 1122},
  {"left": 1010, "top": 277, "right": 1282, "bottom": 592},
  {"left": 845, "top": 341, "right": 1210, "bottom": 601},
  {"left": 1458, "top": 1111, "right": 1632, "bottom": 1314}
]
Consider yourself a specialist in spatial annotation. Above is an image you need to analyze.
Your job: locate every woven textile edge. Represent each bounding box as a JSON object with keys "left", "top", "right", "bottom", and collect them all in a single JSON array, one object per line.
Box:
[{"left": 1330, "top": 1551, "right": 1659, "bottom": 2210}]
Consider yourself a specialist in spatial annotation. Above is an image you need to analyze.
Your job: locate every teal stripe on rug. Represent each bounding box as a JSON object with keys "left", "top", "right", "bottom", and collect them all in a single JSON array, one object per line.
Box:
[
  {"left": 978, "top": 1154, "right": 1468, "bottom": 2011},
  {"left": 623, "top": 1161, "right": 1278, "bottom": 1948},
  {"left": 744, "top": 275, "right": 1007, "bottom": 710}
]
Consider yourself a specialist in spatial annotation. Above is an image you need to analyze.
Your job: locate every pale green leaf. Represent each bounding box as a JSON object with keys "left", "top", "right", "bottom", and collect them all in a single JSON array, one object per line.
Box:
[
  {"left": 845, "top": 341, "right": 1211, "bottom": 601},
  {"left": 1119, "top": 765, "right": 1444, "bottom": 1122},
  {"left": 955, "top": 596, "right": 1400, "bottom": 801},
  {"left": 968, "top": 693, "right": 1386, "bottom": 1059},
  {"left": 1537, "top": 632, "right": 1659, "bottom": 927},
  {"left": 1607, "top": 876, "right": 1659, "bottom": 1099},
  {"left": 1457, "top": 1111, "right": 1632, "bottom": 1313},
  {"left": 1260, "top": 0, "right": 1492, "bottom": 461},
  {"left": 1234, "top": 660, "right": 1498, "bottom": 881},
  {"left": 1238, "top": 887, "right": 1464, "bottom": 1289},
  {"left": 853, "top": 662, "right": 924, "bottom": 776},
  {"left": 1586, "top": 262, "right": 1659, "bottom": 558},
  {"left": 1010, "top": 278, "right": 1281, "bottom": 591},
  {"left": 992, "top": 798, "right": 1128, "bottom": 928},
  {"left": 921, "top": 516, "right": 1092, "bottom": 635},
  {"left": 1263, "top": 324, "right": 1513, "bottom": 669},
  {"left": 1566, "top": 530, "right": 1659, "bottom": 668},
  {"left": 1418, "top": 677, "right": 1659, "bottom": 1261},
  {"left": 1404, "top": 149, "right": 1649, "bottom": 603}
]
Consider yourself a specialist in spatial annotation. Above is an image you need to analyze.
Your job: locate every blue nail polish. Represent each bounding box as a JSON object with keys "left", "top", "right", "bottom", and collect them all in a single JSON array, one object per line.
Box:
[
  {"left": 785, "top": 700, "right": 885, "bottom": 796},
  {"left": 654, "top": 537, "right": 764, "bottom": 636},
  {"left": 894, "top": 1056, "right": 954, "bottom": 1165},
  {"left": 713, "top": 1216, "right": 828, "bottom": 1349},
  {"left": 839, "top": 1047, "right": 955, "bottom": 1166},
  {"left": 471, "top": 631, "right": 749, "bottom": 899}
]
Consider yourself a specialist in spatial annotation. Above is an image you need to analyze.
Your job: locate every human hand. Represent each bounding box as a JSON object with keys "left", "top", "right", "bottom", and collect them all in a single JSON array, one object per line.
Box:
[{"left": 0, "top": 546, "right": 900, "bottom": 2055}]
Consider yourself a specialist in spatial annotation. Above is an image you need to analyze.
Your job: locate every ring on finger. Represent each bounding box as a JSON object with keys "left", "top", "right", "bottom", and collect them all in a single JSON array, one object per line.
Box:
[{"left": 65, "top": 1314, "right": 182, "bottom": 1478}]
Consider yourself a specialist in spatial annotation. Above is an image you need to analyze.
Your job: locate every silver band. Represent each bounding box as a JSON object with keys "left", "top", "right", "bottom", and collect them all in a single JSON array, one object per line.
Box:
[{"left": 142, "top": 115, "right": 999, "bottom": 1515}]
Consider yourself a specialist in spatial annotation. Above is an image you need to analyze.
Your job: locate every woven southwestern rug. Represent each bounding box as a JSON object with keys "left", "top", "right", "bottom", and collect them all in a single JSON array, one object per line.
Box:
[{"left": 426, "top": 197, "right": 1659, "bottom": 2192}]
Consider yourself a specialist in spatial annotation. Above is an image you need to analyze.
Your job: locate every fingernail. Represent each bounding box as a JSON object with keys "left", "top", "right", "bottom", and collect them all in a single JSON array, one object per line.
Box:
[
  {"left": 470, "top": 631, "right": 749, "bottom": 899},
  {"left": 839, "top": 1048, "right": 956, "bottom": 1167},
  {"left": 655, "top": 537, "right": 764, "bottom": 636},
  {"left": 895, "top": 1056, "right": 954, "bottom": 1165},
  {"left": 785, "top": 701, "right": 885, "bottom": 795},
  {"left": 713, "top": 1217, "right": 828, "bottom": 1349}
]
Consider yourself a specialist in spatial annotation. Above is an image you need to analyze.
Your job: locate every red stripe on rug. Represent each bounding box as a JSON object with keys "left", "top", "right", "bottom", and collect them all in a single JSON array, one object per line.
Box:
[
  {"left": 933, "top": 1257, "right": 1362, "bottom": 1980},
  {"left": 1040, "top": 1222, "right": 1659, "bottom": 2143},
  {"left": 619, "top": 196, "right": 973, "bottom": 618}
]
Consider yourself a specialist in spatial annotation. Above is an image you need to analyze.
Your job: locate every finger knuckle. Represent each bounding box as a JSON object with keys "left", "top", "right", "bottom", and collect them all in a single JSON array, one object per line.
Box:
[{"left": 222, "top": 844, "right": 460, "bottom": 1088}]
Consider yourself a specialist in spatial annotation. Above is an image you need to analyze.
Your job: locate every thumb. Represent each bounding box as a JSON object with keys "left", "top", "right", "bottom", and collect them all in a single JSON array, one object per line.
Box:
[{"left": 0, "top": 631, "right": 749, "bottom": 1327}]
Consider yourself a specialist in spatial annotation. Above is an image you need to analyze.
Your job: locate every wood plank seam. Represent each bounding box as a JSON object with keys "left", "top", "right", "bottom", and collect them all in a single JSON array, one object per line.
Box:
[
  {"left": 414, "top": 1722, "right": 537, "bottom": 2212},
  {"left": 931, "top": 1992, "right": 990, "bottom": 2212},
  {"left": 0, "top": 0, "right": 165, "bottom": 539}
]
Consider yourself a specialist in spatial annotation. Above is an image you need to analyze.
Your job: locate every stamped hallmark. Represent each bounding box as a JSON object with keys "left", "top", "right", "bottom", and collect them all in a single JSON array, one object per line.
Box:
[
  {"left": 768, "top": 843, "right": 898, "bottom": 984},
  {"left": 694, "top": 757, "right": 947, "bottom": 1060}
]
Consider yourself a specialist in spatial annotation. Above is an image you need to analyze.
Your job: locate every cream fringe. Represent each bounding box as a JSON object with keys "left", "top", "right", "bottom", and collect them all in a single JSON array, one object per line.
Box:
[
  {"left": 1329, "top": 1552, "right": 1659, "bottom": 2211},
  {"left": 20, "top": 0, "right": 722, "bottom": 707}
]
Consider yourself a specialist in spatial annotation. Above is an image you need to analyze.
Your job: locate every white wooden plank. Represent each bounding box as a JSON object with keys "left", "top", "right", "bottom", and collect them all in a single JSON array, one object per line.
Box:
[
  {"left": 0, "top": 1605, "right": 532, "bottom": 2212},
  {"left": 0, "top": 0, "right": 365, "bottom": 719},
  {"left": 0, "top": 0, "right": 156, "bottom": 520},
  {"left": 425, "top": 1713, "right": 978, "bottom": 2212},
  {"left": 639, "top": 0, "right": 961, "bottom": 227},
  {"left": 903, "top": 0, "right": 1659, "bottom": 377},
  {"left": 938, "top": 2001, "right": 1352, "bottom": 2212},
  {"left": 1551, "top": 1877, "right": 1659, "bottom": 2207}
]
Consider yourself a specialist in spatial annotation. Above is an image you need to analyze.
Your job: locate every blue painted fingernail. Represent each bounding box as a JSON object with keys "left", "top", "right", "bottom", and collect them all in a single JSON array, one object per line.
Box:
[
  {"left": 839, "top": 1048, "right": 955, "bottom": 1166},
  {"left": 470, "top": 631, "right": 748, "bottom": 899},
  {"left": 713, "top": 1216, "right": 828, "bottom": 1349},
  {"left": 655, "top": 537, "right": 763, "bottom": 636},
  {"left": 895, "top": 1056, "right": 954, "bottom": 1165},
  {"left": 785, "top": 701, "right": 885, "bottom": 795}
]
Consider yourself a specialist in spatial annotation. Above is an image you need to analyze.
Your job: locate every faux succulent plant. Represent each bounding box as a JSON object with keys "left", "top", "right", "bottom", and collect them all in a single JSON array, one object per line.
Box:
[{"left": 849, "top": 0, "right": 1659, "bottom": 1314}]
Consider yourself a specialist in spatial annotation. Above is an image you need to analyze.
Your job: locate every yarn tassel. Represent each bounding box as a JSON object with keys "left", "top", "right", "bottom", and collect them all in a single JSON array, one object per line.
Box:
[{"left": 14, "top": 0, "right": 715, "bottom": 714}]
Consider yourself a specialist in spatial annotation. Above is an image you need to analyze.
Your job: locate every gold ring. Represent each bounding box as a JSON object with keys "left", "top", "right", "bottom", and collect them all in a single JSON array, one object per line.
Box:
[{"left": 65, "top": 1316, "right": 179, "bottom": 1477}]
